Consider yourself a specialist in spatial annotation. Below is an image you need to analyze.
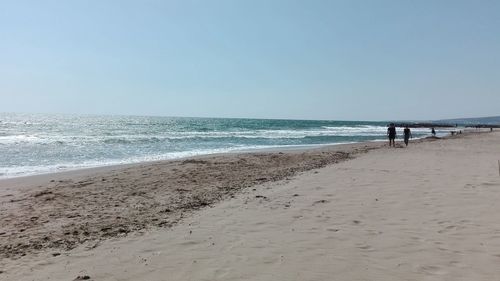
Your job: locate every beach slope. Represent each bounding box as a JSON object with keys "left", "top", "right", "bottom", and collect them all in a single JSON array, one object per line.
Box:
[{"left": 2, "top": 131, "right": 500, "bottom": 280}]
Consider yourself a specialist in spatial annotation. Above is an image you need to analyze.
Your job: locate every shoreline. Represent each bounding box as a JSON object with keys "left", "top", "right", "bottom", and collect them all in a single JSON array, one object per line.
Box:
[
  {"left": 0, "top": 140, "right": 387, "bottom": 186},
  {"left": 0, "top": 131, "right": 445, "bottom": 183},
  {"left": 0, "top": 142, "right": 358, "bottom": 182}
]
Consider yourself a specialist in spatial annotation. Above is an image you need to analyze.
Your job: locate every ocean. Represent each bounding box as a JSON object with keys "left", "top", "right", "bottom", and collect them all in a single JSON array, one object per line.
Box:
[{"left": 0, "top": 113, "right": 444, "bottom": 179}]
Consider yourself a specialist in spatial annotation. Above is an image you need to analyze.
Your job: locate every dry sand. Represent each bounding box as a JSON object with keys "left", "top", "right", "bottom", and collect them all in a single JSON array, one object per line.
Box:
[{"left": 2, "top": 131, "right": 500, "bottom": 280}]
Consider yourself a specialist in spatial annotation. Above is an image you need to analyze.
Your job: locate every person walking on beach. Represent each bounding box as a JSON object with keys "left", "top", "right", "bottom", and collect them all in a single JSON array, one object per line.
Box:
[
  {"left": 403, "top": 126, "right": 412, "bottom": 146},
  {"left": 431, "top": 127, "right": 436, "bottom": 136},
  {"left": 387, "top": 123, "right": 397, "bottom": 147}
]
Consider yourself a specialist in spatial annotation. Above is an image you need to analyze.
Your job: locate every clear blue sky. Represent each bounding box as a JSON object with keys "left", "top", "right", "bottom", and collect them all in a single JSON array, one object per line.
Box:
[{"left": 1, "top": 0, "right": 499, "bottom": 120}]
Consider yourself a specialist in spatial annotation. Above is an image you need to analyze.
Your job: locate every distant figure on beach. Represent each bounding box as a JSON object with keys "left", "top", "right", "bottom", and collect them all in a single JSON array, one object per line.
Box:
[
  {"left": 403, "top": 126, "right": 412, "bottom": 146},
  {"left": 431, "top": 127, "right": 436, "bottom": 136},
  {"left": 387, "top": 123, "right": 397, "bottom": 147},
  {"left": 491, "top": 127, "right": 493, "bottom": 132}
]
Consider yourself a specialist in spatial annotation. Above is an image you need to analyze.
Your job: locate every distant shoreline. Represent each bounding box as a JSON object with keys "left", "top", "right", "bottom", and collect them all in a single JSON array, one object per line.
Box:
[
  {"left": 392, "top": 122, "right": 455, "bottom": 128},
  {"left": 393, "top": 122, "right": 500, "bottom": 128}
]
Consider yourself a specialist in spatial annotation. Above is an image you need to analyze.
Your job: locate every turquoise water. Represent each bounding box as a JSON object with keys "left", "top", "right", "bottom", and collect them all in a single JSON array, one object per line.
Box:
[{"left": 0, "top": 113, "right": 441, "bottom": 178}]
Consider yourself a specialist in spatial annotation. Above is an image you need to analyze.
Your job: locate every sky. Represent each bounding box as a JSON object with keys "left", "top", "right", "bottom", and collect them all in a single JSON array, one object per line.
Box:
[{"left": 1, "top": 0, "right": 499, "bottom": 121}]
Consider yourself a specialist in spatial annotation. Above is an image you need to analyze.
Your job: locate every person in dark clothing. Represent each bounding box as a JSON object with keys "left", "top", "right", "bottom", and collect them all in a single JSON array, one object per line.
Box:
[
  {"left": 431, "top": 127, "right": 436, "bottom": 136},
  {"left": 403, "top": 126, "right": 412, "bottom": 146},
  {"left": 387, "top": 123, "right": 397, "bottom": 147}
]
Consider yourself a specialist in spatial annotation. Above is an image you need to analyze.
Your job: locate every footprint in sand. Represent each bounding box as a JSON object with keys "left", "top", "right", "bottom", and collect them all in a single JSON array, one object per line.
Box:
[
  {"left": 437, "top": 224, "right": 465, "bottom": 234},
  {"left": 417, "top": 265, "right": 447, "bottom": 275},
  {"left": 312, "top": 199, "right": 329, "bottom": 205},
  {"left": 356, "top": 244, "right": 374, "bottom": 251}
]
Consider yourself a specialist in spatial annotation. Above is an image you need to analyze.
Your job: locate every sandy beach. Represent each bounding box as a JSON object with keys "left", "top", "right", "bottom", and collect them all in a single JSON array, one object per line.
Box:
[{"left": 1, "top": 130, "right": 500, "bottom": 280}]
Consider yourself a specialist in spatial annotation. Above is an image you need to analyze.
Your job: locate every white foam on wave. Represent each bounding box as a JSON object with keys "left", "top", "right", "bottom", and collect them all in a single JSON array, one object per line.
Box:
[
  {"left": 0, "top": 146, "right": 267, "bottom": 179},
  {"left": 0, "top": 135, "right": 44, "bottom": 145}
]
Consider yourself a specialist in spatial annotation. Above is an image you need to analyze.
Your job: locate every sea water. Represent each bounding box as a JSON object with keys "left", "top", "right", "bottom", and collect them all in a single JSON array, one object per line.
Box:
[{"left": 0, "top": 113, "right": 444, "bottom": 178}]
